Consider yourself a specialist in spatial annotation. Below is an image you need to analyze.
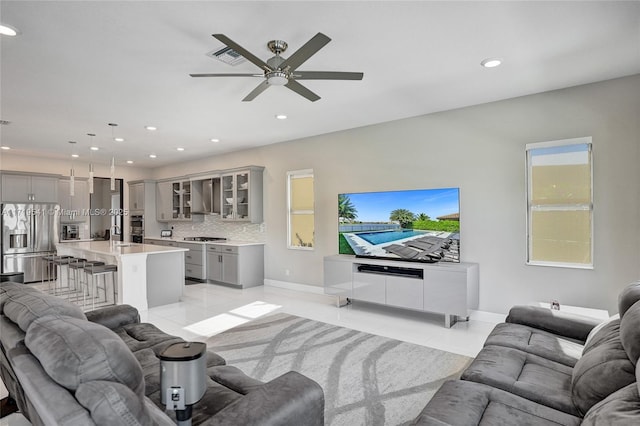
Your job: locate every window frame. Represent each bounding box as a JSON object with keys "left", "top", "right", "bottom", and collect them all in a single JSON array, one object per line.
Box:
[
  {"left": 287, "top": 169, "right": 315, "bottom": 251},
  {"left": 525, "top": 137, "right": 593, "bottom": 269}
]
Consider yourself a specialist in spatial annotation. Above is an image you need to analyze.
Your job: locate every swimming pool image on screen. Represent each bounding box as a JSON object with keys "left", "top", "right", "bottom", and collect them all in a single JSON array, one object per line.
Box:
[{"left": 338, "top": 187, "right": 460, "bottom": 263}]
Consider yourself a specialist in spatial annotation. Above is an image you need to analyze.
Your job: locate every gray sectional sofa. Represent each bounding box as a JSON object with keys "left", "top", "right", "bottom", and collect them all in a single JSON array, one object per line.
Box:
[
  {"left": 0, "top": 281, "right": 324, "bottom": 425},
  {"left": 413, "top": 282, "right": 640, "bottom": 425}
]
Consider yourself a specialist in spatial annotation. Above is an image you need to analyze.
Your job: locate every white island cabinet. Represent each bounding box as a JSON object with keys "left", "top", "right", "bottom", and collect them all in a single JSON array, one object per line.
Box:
[{"left": 55, "top": 241, "right": 187, "bottom": 312}]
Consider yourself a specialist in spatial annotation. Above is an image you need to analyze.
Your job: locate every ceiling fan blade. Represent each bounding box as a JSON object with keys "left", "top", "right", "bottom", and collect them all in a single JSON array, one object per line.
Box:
[
  {"left": 293, "top": 71, "right": 364, "bottom": 80},
  {"left": 285, "top": 80, "right": 320, "bottom": 102},
  {"left": 279, "top": 32, "right": 331, "bottom": 72},
  {"left": 212, "top": 34, "right": 272, "bottom": 72},
  {"left": 190, "top": 73, "right": 263, "bottom": 77},
  {"left": 242, "top": 80, "right": 271, "bottom": 102}
]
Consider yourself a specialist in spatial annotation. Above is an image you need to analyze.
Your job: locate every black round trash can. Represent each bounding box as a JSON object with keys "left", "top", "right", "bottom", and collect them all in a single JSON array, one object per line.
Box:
[{"left": 0, "top": 272, "right": 25, "bottom": 283}]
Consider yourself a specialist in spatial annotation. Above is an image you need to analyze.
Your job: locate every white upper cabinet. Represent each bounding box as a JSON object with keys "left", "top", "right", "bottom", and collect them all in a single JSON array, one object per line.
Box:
[
  {"left": 58, "top": 179, "right": 89, "bottom": 222},
  {"left": 1, "top": 173, "right": 59, "bottom": 203},
  {"left": 129, "top": 182, "right": 145, "bottom": 213}
]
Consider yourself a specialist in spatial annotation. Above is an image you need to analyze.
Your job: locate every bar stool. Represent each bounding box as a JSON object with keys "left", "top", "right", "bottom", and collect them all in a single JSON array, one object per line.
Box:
[
  {"left": 83, "top": 264, "right": 118, "bottom": 311},
  {"left": 45, "top": 255, "right": 72, "bottom": 295},
  {"left": 68, "top": 259, "right": 104, "bottom": 305},
  {"left": 66, "top": 258, "right": 87, "bottom": 293}
]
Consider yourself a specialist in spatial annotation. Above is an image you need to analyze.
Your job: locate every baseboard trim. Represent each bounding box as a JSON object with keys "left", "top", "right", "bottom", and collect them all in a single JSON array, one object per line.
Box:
[
  {"left": 264, "top": 279, "right": 325, "bottom": 295},
  {"left": 469, "top": 310, "right": 506, "bottom": 323}
]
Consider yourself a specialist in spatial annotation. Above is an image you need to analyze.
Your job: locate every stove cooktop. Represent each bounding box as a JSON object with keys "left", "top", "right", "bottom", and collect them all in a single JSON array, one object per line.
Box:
[{"left": 184, "top": 236, "right": 227, "bottom": 242}]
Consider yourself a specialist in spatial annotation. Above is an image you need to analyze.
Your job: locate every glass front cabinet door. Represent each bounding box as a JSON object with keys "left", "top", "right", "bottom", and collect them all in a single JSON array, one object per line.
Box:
[{"left": 220, "top": 167, "right": 263, "bottom": 223}]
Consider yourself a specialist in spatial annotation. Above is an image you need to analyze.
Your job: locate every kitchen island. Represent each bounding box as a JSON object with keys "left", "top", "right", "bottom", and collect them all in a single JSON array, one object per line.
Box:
[{"left": 55, "top": 241, "right": 187, "bottom": 312}]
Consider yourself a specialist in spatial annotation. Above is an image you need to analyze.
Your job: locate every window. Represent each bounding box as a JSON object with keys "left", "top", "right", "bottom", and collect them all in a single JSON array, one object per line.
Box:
[
  {"left": 526, "top": 137, "right": 593, "bottom": 268},
  {"left": 287, "top": 169, "right": 314, "bottom": 249}
]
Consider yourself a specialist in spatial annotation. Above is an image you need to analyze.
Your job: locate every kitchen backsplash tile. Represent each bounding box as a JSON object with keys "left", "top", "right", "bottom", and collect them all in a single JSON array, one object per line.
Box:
[{"left": 163, "top": 215, "right": 266, "bottom": 242}]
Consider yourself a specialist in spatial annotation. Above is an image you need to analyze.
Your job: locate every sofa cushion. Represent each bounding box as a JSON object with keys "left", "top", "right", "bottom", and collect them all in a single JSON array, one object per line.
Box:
[
  {"left": 3, "top": 289, "right": 86, "bottom": 331},
  {"left": 25, "top": 315, "right": 145, "bottom": 396},
  {"left": 76, "top": 381, "right": 154, "bottom": 426},
  {"left": 484, "top": 322, "right": 584, "bottom": 367},
  {"left": 412, "top": 380, "right": 582, "bottom": 426},
  {"left": 619, "top": 299, "right": 640, "bottom": 366},
  {"left": 583, "top": 314, "right": 619, "bottom": 348},
  {"left": 581, "top": 382, "right": 640, "bottom": 425},
  {"left": 618, "top": 281, "right": 640, "bottom": 318},
  {"left": 460, "top": 345, "right": 577, "bottom": 415},
  {"left": 115, "top": 322, "right": 186, "bottom": 355},
  {"left": 0, "top": 281, "right": 40, "bottom": 311},
  {"left": 571, "top": 317, "right": 636, "bottom": 415}
]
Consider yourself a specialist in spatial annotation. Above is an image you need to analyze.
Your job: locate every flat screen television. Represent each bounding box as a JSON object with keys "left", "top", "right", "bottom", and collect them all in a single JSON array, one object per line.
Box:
[{"left": 338, "top": 187, "right": 460, "bottom": 263}]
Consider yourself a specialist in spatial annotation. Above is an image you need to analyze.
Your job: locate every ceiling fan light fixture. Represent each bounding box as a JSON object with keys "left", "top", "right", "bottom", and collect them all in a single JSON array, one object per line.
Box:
[
  {"left": 114, "top": 137, "right": 125, "bottom": 142},
  {"left": 210, "top": 138, "right": 220, "bottom": 143},
  {"left": 481, "top": 58, "right": 503, "bottom": 68},
  {"left": 126, "top": 160, "right": 134, "bottom": 164},
  {"left": 266, "top": 71, "right": 288, "bottom": 86},
  {"left": 145, "top": 126, "right": 157, "bottom": 131},
  {"left": 1, "top": 146, "right": 10, "bottom": 150},
  {"left": 149, "top": 154, "right": 157, "bottom": 159},
  {"left": 275, "top": 114, "right": 287, "bottom": 120}
]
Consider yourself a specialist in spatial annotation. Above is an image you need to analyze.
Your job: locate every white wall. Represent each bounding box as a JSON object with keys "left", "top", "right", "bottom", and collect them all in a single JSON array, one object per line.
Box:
[
  {"left": 4, "top": 75, "right": 639, "bottom": 313},
  {"left": 153, "top": 75, "right": 640, "bottom": 314}
]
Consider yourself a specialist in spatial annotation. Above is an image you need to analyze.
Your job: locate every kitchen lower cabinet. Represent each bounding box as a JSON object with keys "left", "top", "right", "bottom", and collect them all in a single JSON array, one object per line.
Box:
[
  {"left": 179, "top": 242, "right": 206, "bottom": 280},
  {"left": 206, "top": 244, "right": 263, "bottom": 288}
]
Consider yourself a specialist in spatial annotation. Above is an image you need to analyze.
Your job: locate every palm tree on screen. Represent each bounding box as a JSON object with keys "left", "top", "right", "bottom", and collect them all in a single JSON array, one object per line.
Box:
[
  {"left": 390, "top": 209, "right": 416, "bottom": 228},
  {"left": 338, "top": 194, "right": 358, "bottom": 222}
]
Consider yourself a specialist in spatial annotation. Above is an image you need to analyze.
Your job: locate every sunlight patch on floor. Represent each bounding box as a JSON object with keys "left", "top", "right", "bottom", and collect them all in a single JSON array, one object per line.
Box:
[{"left": 183, "top": 301, "right": 281, "bottom": 337}]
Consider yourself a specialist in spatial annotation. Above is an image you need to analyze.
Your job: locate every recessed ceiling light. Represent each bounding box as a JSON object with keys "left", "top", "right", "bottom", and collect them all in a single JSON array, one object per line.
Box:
[
  {"left": 210, "top": 138, "right": 220, "bottom": 143},
  {"left": 176, "top": 147, "right": 185, "bottom": 152},
  {"left": 90, "top": 146, "right": 99, "bottom": 151},
  {"left": 0, "top": 24, "right": 18, "bottom": 37},
  {"left": 145, "top": 126, "right": 157, "bottom": 131},
  {"left": 275, "top": 114, "right": 287, "bottom": 120},
  {"left": 114, "top": 137, "right": 125, "bottom": 142},
  {"left": 149, "top": 154, "right": 157, "bottom": 158},
  {"left": 71, "top": 154, "right": 79, "bottom": 158},
  {"left": 1, "top": 146, "right": 11, "bottom": 150},
  {"left": 481, "top": 58, "right": 502, "bottom": 68},
  {"left": 126, "top": 160, "right": 134, "bottom": 164}
]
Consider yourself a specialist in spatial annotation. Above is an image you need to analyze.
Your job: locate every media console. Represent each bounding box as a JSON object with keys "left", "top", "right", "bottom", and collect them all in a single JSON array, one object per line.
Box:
[{"left": 323, "top": 255, "right": 479, "bottom": 328}]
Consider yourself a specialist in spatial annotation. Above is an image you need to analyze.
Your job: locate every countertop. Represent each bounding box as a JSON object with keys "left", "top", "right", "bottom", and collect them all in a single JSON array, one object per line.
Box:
[
  {"left": 144, "top": 237, "right": 265, "bottom": 247},
  {"left": 55, "top": 241, "right": 188, "bottom": 256}
]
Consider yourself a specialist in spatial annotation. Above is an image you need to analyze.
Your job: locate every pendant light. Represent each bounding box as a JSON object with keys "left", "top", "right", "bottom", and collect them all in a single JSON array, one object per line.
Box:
[
  {"left": 108, "top": 123, "right": 118, "bottom": 191},
  {"left": 68, "top": 141, "right": 77, "bottom": 196},
  {"left": 87, "top": 133, "right": 95, "bottom": 194},
  {"left": 110, "top": 157, "right": 115, "bottom": 191}
]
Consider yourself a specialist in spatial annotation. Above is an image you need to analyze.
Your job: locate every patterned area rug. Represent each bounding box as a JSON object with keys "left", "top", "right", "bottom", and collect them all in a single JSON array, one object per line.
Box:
[{"left": 206, "top": 312, "right": 472, "bottom": 426}]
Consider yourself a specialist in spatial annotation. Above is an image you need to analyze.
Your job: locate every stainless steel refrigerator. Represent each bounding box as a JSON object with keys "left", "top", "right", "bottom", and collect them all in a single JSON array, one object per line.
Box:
[{"left": 1, "top": 203, "right": 58, "bottom": 283}]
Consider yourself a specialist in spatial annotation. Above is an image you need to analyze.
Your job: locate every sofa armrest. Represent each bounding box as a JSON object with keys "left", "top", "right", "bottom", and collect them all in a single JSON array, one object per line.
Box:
[
  {"left": 85, "top": 304, "right": 140, "bottom": 330},
  {"left": 203, "top": 371, "right": 324, "bottom": 426},
  {"left": 506, "top": 305, "right": 602, "bottom": 343}
]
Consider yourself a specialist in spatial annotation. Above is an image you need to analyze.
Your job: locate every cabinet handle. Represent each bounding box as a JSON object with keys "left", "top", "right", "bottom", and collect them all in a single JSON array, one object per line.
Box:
[{"left": 225, "top": 248, "right": 232, "bottom": 252}]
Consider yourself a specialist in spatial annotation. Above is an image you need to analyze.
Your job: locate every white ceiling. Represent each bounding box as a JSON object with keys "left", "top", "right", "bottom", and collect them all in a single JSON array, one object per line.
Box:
[{"left": 1, "top": 1, "right": 639, "bottom": 168}]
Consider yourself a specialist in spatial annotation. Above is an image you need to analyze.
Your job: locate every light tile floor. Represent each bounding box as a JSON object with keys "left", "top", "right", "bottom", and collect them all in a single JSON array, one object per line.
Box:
[
  {"left": 0, "top": 283, "right": 503, "bottom": 425},
  {"left": 144, "top": 283, "right": 503, "bottom": 358}
]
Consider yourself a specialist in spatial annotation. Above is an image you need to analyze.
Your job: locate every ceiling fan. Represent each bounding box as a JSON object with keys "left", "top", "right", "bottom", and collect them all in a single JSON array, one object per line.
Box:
[{"left": 190, "top": 33, "right": 364, "bottom": 102}]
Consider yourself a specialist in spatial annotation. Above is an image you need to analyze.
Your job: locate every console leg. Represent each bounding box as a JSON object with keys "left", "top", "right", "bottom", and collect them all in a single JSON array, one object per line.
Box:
[
  {"left": 336, "top": 297, "right": 352, "bottom": 308},
  {"left": 444, "top": 314, "right": 459, "bottom": 328}
]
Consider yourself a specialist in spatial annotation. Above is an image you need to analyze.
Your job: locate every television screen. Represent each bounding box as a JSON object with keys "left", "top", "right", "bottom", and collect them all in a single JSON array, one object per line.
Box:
[{"left": 338, "top": 188, "right": 460, "bottom": 263}]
